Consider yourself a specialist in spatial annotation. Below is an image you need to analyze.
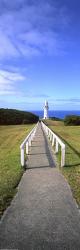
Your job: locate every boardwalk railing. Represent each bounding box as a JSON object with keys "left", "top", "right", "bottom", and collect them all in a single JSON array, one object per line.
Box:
[
  {"left": 41, "top": 121, "right": 65, "bottom": 167},
  {"left": 20, "top": 122, "right": 39, "bottom": 166}
]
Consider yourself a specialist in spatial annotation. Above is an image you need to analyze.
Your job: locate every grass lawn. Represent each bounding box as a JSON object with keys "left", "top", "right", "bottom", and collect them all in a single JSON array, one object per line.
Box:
[
  {"left": 44, "top": 119, "right": 80, "bottom": 206},
  {"left": 0, "top": 124, "right": 35, "bottom": 218}
]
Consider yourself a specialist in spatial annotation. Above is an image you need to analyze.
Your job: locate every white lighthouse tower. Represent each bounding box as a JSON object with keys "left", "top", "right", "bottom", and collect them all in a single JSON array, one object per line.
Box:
[{"left": 44, "top": 100, "right": 49, "bottom": 119}]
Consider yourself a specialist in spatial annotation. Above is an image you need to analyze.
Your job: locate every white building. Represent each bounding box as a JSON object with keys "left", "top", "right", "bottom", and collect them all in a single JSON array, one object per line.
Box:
[{"left": 44, "top": 100, "right": 49, "bottom": 119}]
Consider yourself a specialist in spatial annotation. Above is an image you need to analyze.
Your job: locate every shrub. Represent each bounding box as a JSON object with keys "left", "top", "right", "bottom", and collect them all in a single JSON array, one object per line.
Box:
[{"left": 64, "top": 115, "right": 80, "bottom": 126}]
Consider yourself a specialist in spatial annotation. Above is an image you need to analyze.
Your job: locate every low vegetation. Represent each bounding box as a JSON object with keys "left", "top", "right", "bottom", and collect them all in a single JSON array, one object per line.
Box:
[
  {"left": 64, "top": 115, "right": 80, "bottom": 126},
  {"left": 0, "top": 108, "right": 39, "bottom": 125},
  {"left": 0, "top": 124, "right": 35, "bottom": 218},
  {"left": 44, "top": 119, "right": 80, "bottom": 206}
]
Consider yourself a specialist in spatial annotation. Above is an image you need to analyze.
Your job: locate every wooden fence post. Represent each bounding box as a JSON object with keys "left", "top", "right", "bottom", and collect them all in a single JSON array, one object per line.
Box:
[
  {"left": 61, "top": 146, "right": 65, "bottom": 167},
  {"left": 26, "top": 142, "right": 28, "bottom": 154},
  {"left": 50, "top": 132, "right": 52, "bottom": 142},
  {"left": 55, "top": 140, "right": 58, "bottom": 153},
  {"left": 52, "top": 135, "right": 55, "bottom": 146},
  {"left": 21, "top": 147, "right": 24, "bottom": 166}
]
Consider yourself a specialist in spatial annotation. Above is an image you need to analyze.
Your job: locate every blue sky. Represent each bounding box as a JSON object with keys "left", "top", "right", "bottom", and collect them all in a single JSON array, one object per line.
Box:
[{"left": 0, "top": 0, "right": 80, "bottom": 110}]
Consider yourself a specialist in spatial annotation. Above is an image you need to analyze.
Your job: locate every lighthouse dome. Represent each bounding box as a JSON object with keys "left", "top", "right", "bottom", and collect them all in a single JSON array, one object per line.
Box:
[{"left": 45, "top": 100, "right": 48, "bottom": 106}]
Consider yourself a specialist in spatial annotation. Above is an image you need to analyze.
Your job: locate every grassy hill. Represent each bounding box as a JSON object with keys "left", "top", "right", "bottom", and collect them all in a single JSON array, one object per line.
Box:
[
  {"left": 0, "top": 124, "right": 35, "bottom": 218},
  {"left": 44, "top": 119, "right": 80, "bottom": 206},
  {"left": 0, "top": 108, "right": 39, "bottom": 125}
]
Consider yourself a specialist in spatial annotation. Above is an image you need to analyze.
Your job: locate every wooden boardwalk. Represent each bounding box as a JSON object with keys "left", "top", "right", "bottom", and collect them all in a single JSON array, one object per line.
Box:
[{"left": 0, "top": 123, "right": 80, "bottom": 250}]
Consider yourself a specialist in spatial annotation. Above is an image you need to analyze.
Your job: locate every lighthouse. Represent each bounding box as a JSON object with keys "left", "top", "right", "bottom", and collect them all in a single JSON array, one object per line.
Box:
[{"left": 44, "top": 100, "right": 49, "bottom": 119}]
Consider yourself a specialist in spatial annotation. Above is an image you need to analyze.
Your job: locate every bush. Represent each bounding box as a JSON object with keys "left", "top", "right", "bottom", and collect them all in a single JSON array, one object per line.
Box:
[
  {"left": 0, "top": 108, "right": 39, "bottom": 125},
  {"left": 64, "top": 115, "right": 80, "bottom": 126}
]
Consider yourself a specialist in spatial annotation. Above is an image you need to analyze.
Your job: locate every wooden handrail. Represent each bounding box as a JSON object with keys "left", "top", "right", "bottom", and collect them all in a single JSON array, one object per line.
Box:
[
  {"left": 20, "top": 122, "right": 39, "bottom": 166},
  {"left": 41, "top": 121, "right": 65, "bottom": 167}
]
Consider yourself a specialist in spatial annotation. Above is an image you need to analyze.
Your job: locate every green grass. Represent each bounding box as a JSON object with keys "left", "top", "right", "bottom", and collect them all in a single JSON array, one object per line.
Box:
[
  {"left": 44, "top": 119, "right": 80, "bottom": 206},
  {"left": 0, "top": 124, "right": 35, "bottom": 217}
]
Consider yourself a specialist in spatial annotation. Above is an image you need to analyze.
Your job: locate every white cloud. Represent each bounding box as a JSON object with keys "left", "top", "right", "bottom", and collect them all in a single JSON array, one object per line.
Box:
[
  {"left": 0, "top": 69, "right": 25, "bottom": 95},
  {"left": 49, "top": 98, "right": 80, "bottom": 107},
  {"left": 19, "top": 30, "right": 59, "bottom": 56},
  {"left": 0, "top": 30, "right": 19, "bottom": 58},
  {"left": 0, "top": 69, "right": 25, "bottom": 81}
]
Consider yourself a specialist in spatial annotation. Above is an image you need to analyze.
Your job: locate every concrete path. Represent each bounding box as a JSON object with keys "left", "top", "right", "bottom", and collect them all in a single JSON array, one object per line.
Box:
[{"left": 0, "top": 123, "right": 80, "bottom": 250}]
